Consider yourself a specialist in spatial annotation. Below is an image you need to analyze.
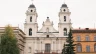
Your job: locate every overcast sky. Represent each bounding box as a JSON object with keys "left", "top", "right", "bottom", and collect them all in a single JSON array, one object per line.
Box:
[{"left": 0, "top": 0, "right": 96, "bottom": 31}]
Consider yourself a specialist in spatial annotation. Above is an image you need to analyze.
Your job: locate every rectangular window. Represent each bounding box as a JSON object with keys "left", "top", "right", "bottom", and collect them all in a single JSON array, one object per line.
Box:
[
  {"left": 94, "top": 36, "right": 96, "bottom": 41},
  {"left": 45, "top": 44, "right": 51, "bottom": 52},
  {"left": 30, "top": 16, "right": 32, "bottom": 22},
  {"left": 77, "top": 46, "right": 82, "bottom": 52},
  {"left": 85, "top": 36, "right": 90, "bottom": 41},
  {"left": 86, "top": 46, "right": 90, "bottom": 52},
  {"left": 77, "top": 36, "right": 81, "bottom": 41},
  {"left": 64, "top": 16, "right": 66, "bottom": 21}
]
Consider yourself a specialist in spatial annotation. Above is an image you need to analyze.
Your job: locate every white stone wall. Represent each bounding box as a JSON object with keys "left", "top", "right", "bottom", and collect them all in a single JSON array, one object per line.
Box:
[
  {"left": 58, "top": 6, "right": 71, "bottom": 37},
  {"left": 24, "top": 37, "right": 66, "bottom": 54},
  {"left": 24, "top": 23, "right": 38, "bottom": 37},
  {"left": 24, "top": 7, "right": 38, "bottom": 37}
]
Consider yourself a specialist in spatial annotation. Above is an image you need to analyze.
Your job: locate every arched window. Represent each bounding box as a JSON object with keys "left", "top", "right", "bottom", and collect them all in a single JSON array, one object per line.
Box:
[
  {"left": 30, "top": 16, "right": 32, "bottom": 22},
  {"left": 86, "top": 45, "right": 90, "bottom": 52},
  {"left": 46, "top": 28, "right": 49, "bottom": 33},
  {"left": 94, "top": 44, "right": 96, "bottom": 52},
  {"left": 64, "top": 16, "right": 66, "bottom": 21},
  {"left": 77, "top": 36, "right": 81, "bottom": 41},
  {"left": 94, "top": 36, "right": 96, "bottom": 41},
  {"left": 29, "top": 28, "right": 32, "bottom": 36},
  {"left": 85, "top": 36, "right": 90, "bottom": 41},
  {"left": 77, "top": 43, "right": 82, "bottom": 52},
  {"left": 63, "top": 9, "right": 66, "bottom": 12},
  {"left": 64, "top": 28, "right": 67, "bottom": 36}
]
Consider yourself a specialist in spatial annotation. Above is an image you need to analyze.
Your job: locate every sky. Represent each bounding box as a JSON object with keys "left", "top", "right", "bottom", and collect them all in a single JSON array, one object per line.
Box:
[{"left": 0, "top": 0, "right": 96, "bottom": 31}]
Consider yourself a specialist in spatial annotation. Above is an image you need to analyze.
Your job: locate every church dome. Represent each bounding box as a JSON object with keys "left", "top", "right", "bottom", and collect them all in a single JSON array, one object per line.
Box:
[
  {"left": 29, "top": 4, "right": 35, "bottom": 8},
  {"left": 61, "top": 4, "right": 67, "bottom": 7}
]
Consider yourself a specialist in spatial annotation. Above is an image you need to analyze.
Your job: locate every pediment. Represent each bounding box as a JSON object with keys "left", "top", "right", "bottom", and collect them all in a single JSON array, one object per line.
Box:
[{"left": 38, "top": 17, "right": 58, "bottom": 32}]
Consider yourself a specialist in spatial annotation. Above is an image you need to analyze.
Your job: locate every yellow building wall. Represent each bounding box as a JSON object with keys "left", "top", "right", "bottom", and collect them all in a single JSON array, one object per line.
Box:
[{"left": 73, "top": 33, "right": 96, "bottom": 53}]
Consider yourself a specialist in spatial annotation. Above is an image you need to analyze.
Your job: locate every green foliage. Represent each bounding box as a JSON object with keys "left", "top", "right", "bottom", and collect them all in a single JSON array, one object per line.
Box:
[
  {"left": 66, "top": 29, "right": 76, "bottom": 54},
  {"left": 61, "top": 43, "right": 67, "bottom": 54},
  {"left": 0, "top": 25, "right": 20, "bottom": 54},
  {"left": 62, "top": 29, "right": 76, "bottom": 54}
]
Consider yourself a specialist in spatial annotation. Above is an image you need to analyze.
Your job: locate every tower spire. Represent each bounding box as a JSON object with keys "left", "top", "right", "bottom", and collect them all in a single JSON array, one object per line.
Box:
[
  {"left": 64, "top": 0, "right": 65, "bottom": 4},
  {"left": 31, "top": 0, "right": 34, "bottom": 4}
]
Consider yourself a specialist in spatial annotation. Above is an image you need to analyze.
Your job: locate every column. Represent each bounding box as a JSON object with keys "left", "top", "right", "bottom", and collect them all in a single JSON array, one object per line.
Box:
[
  {"left": 53, "top": 40, "right": 55, "bottom": 52},
  {"left": 55, "top": 40, "right": 56, "bottom": 52},
  {"left": 37, "top": 39, "right": 39, "bottom": 52},
  {"left": 42, "top": 41, "right": 44, "bottom": 53},
  {"left": 40, "top": 40, "right": 42, "bottom": 52},
  {"left": 58, "top": 39, "right": 61, "bottom": 53},
  {"left": 39, "top": 40, "right": 41, "bottom": 52},
  {"left": 56, "top": 40, "right": 59, "bottom": 53},
  {"left": 51, "top": 40, "right": 53, "bottom": 53},
  {"left": 53, "top": 41, "right": 54, "bottom": 52},
  {"left": 35, "top": 39, "right": 37, "bottom": 53}
]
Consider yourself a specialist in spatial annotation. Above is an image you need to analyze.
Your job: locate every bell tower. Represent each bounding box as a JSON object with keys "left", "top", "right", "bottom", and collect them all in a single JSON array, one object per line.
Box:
[
  {"left": 58, "top": 3, "right": 72, "bottom": 37},
  {"left": 24, "top": 3, "right": 38, "bottom": 37}
]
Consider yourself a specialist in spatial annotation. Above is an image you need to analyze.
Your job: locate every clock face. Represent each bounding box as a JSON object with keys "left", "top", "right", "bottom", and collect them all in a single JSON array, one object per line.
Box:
[{"left": 63, "top": 9, "right": 66, "bottom": 12}]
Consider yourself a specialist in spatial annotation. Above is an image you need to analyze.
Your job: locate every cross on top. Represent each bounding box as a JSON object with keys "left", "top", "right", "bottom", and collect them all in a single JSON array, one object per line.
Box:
[
  {"left": 31, "top": 0, "right": 33, "bottom": 2},
  {"left": 31, "top": 0, "right": 34, "bottom": 4},
  {"left": 31, "top": 0, "right": 34, "bottom": 3},
  {"left": 64, "top": 0, "right": 65, "bottom": 4}
]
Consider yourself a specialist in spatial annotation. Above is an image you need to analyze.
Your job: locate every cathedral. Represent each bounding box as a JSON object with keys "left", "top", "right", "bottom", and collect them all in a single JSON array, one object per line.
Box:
[{"left": 24, "top": 2, "right": 71, "bottom": 54}]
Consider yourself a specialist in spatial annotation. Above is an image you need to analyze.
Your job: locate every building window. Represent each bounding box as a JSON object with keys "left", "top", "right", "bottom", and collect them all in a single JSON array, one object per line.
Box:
[
  {"left": 94, "top": 44, "right": 96, "bottom": 52},
  {"left": 28, "top": 47, "right": 31, "bottom": 53},
  {"left": 31, "top": 10, "right": 33, "bottom": 12},
  {"left": 85, "top": 36, "right": 90, "bottom": 41},
  {"left": 94, "top": 36, "right": 96, "bottom": 41},
  {"left": 30, "top": 16, "right": 32, "bottom": 22},
  {"left": 77, "top": 36, "right": 81, "bottom": 41},
  {"left": 46, "top": 35, "right": 49, "bottom": 38},
  {"left": 64, "top": 28, "right": 67, "bottom": 36},
  {"left": 64, "top": 16, "right": 66, "bottom": 21},
  {"left": 77, "top": 43, "right": 82, "bottom": 52},
  {"left": 29, "top": 28, "right": 32, "bottom": 36},
  {"left": 46, "top": 28, "right": 49, "bottom": 33},
  {"left": 86, "top": 45, "right": 90, "bottom": 52},
  {"left": 45, "top": 44, "right": 51, "bottom": 52},
  {"left": 63, "top": 9, "right": 66, "bottom": 12}
]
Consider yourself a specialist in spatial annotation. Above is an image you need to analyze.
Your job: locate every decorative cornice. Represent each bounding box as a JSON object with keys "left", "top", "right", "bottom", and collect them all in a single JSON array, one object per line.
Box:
[
  {"left": 72, "top": 30, "right": 96, "bottom": 33},
  {"left": 75, "top": 41, "right": 96, "bottom": 42},
  {"left": 37, "top": 32, "right": 59, "bottom": 33}
]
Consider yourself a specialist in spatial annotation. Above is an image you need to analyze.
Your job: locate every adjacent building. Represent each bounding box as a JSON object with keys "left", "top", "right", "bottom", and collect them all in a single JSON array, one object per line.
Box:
[
  {"left": 0, "top": 27, "right": 25, "bottom": 54},
  {"left": 73, "top": 28, "right": 96, "bottom": 54}
]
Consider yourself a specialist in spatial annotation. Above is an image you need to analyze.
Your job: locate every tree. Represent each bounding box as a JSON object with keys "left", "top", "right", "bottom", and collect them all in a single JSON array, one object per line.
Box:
[
  {"left": 66, "top": 29, "right": 76, "bottom": 54},
  {"left": 0, "top": 25, "right": 20, "bottom": 54},
  {"left": 61, "top": 43, "right": 67, "bottom": 54}
]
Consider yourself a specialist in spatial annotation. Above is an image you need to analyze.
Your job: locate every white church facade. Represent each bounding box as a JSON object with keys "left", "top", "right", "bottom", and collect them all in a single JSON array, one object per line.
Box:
[{"left": 24, "top": 3, "right": 72, "bottom": 54}]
